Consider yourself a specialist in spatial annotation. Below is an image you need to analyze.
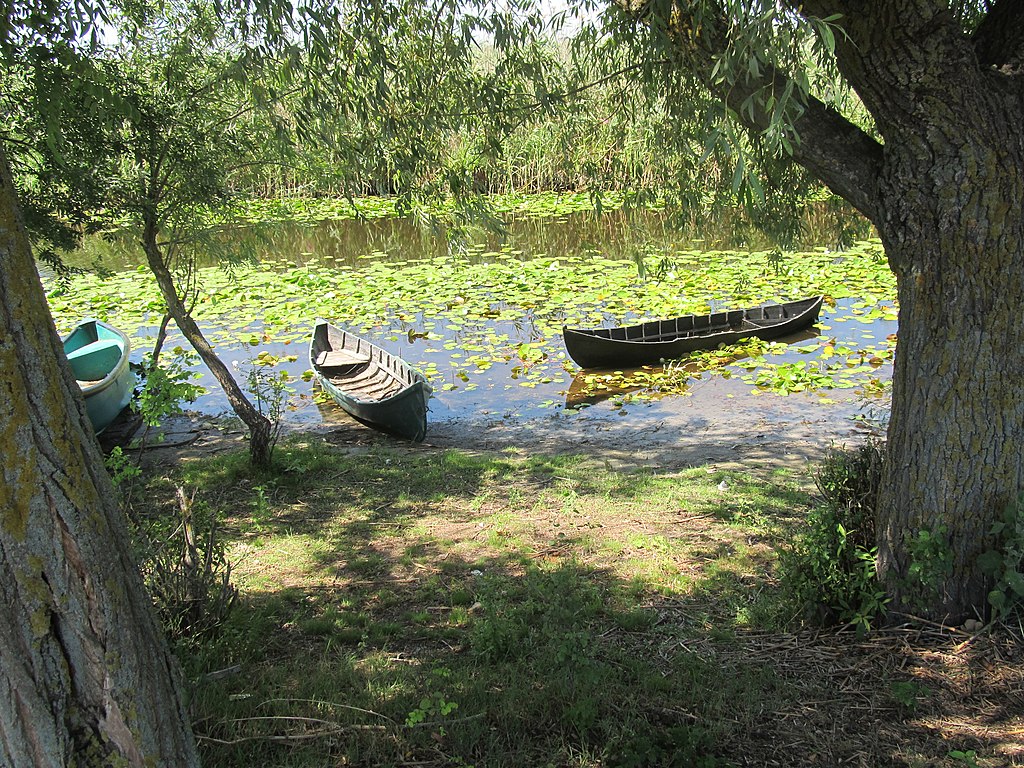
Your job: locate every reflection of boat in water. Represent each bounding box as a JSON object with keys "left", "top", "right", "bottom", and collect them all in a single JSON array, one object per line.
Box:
[
  {"left": 564, "top": 364, "right": 697, "bottom": 408},
  {"left": 62, "top": 319, "right": 134, "bottom": 434},
  {"left": 564, "top": 328, "right": 819, "bottom": 408},
  {"left": 309, "top": 320, "right": 431, "bottom": 441},
  {"left": 563, "top": 296, "right": 824, "bottom": 369}
]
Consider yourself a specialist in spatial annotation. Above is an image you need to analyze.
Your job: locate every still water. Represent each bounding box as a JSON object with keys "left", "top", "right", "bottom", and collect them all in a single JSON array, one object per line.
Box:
[{"left": 59, "top": 205, "right": 892, "bottom": 449}]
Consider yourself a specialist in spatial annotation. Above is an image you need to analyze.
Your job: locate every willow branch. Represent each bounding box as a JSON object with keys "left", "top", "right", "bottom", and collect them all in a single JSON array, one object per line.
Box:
[{"left": 623, "top": 1, "right": 884, "bottom": 221}]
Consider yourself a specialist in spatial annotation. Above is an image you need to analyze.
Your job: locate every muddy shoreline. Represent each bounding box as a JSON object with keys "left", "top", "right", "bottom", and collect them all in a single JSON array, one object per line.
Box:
[{"left": 118, "top": 376, "right": 884, "bottom": 475}]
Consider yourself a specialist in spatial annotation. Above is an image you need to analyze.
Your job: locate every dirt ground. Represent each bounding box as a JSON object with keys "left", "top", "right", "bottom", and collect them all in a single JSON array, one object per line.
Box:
[{"left": 125, "top": 374, "right": 882, "bottom": 475}]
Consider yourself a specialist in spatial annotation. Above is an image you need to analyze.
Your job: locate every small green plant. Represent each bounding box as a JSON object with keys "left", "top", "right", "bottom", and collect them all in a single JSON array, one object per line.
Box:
[
  {"left": 404, "top": 693, "right": 459, "bottom": 727},
  {"left": 752, "top": 361, "right": 836, "bottom": 394},
  {"left": 979, "top": 493, "right": 1024, "bottom": 618},
  {"left": 779, "top": 442, "right": 888, "bottom": 635},
  {"left": 244, "top": 484, "right": 274, "bottom": 534},
  {"left": 235, "top": 350, "right": 294, "bottom": 460},
  {"left": 134, "top": 346, "right": 205, "bottom": 428},
  {"left": 143, "top": 486, "right": 238, "bottom": 647},
  {"left": 609, "top": 723, "right": 726, "bottom": 768},
  {"left": 948, "top": 749, "right": 982, "bottom": 767},
  {"left": 904, "top": 524, "right": 954, "bottom": 610},
  {"left": 889, "top": 680, "right": 930, "bottom": 713},
  {"left": 104, "top": 445, "right": 141, "bottom": 487}
]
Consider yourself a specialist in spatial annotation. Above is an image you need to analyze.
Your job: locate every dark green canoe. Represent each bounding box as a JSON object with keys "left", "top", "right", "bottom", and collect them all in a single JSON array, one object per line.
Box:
[
  {"left": 62, "top": 319, "right": 134, "bottom": 434},
  {"left": 310, "top": 320, "right": 431, "bottom": 442},
  {"left": 562, "top": 296, "right": 824, "bottom": 369}
]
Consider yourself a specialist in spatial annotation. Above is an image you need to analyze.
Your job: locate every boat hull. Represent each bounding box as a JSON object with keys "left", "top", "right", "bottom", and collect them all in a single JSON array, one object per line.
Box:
[
  {"left": 310, "top": 321, "right": 431, "bottom": 442},
  {"left": 563, "top": 296, "right": 824, "bottom": 369},
  {"left": 62, "top": 319, "right": 134, "bottom": 434}
]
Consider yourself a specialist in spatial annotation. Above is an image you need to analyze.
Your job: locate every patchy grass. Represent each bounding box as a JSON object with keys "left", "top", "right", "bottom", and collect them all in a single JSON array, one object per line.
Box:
[{"left": 133, "top": 436, "right": 1024, "bottom": 768}]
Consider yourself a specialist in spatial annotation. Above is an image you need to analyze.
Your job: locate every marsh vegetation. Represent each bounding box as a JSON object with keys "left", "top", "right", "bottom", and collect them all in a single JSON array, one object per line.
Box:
[{"left": 48, "top": 195, "right": 894, "bottom": 433}]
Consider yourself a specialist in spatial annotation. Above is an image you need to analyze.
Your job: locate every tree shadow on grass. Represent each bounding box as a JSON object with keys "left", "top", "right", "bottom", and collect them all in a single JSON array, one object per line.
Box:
[
  {"left": 185, "top": 544, "right": 1024, "bottom": 768},
  {"left": 186, "top": 553, "right": 740, "bottom": 768},
  {"left": 153, "top": 438, "right": 1023, "bottom": 768}
]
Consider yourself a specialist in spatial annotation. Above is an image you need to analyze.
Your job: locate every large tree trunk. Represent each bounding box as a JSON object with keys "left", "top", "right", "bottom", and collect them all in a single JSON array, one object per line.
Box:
[
  {"left": 806, "top": 3, "right": 1024, "bottom": 622},
  {"left": 633, "top": 0, "right": 1024, "bottom": 621},
  {"left": 0, "top": 148, "right": 199, "bottom": 763},
  {"left": 873, "top": 107, "right": 1024, "bottom": 622}
]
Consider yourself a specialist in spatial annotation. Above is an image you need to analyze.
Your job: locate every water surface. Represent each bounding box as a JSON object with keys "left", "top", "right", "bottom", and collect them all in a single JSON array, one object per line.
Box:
[{"left": 54, "top": 205, "right": 892, "bottom": 452}]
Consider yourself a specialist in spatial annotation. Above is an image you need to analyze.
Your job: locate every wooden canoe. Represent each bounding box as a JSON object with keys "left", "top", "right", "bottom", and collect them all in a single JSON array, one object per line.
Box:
[
  {"left": 310, "top": 320, "right": 431, "bottom": 442},
  {"left": 62, "top": 319, "right": 134, "bottom": 434},
  {"left": 562, "top": 296, "right": 824, "bottom": 369}
]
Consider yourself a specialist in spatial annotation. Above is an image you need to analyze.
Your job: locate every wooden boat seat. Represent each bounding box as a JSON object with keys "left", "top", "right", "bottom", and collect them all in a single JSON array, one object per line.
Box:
[
  {"left": 316, "top": 349, "right": 371, "bottom": 368},
  {"left": 66, "top": 339, "right": 123, "bottom": 381}
]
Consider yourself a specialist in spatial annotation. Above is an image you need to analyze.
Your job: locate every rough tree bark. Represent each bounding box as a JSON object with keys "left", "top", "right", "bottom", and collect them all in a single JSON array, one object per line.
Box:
[
  {"left": 822, "top": 2, "right": 1024, "bottom": 621},
  {"left": 0, "top": 146, "right": 199, "bottom": 763},
  {"left": 629, "top": 0, "right": 1024, "bottom": 620}
]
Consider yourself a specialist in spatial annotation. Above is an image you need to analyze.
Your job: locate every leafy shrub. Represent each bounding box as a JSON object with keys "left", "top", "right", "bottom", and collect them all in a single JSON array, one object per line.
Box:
[
  {"left": 779, "top": 441, "right": 888, "bottom": 635},
  {"left": 980, "top": 493, "right": 1024, "bottom": 618},
  {"left": 134, "top": 347, "right": 205, "bottom": 428},
  {"left": 608, "top": 723, "right": 726, "bottom": 768},
  {"left": 104, "top": 445, "right": 142, "bottom": 487},
  {"left": 234, "top": 350, "right": 295, "bottom": 462}
]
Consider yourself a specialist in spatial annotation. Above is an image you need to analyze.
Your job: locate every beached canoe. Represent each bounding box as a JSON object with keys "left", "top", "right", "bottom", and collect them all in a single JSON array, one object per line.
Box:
[
  {"left": 562, "top": 296, "right": 824, "bottom": 369},
  {"left": 310, "top": 320, "right": 431, "bottom": 442},
  {"left": 62, "top": 319, "right": 134, "bottom": 434}
]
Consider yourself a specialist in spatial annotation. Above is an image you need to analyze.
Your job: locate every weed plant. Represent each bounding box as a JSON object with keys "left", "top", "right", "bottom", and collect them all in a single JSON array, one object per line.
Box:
[
  {"left": 143, "top": 487, "right": 238, "bottom": 647},
  {"left": 107, "top": 358, "right": 238, "bottom": 649},
  {"left": 981, "top": 493, "right": 1024, "bottom": 618},
  {"left": 778, "top": 441, "right": 888, "bottom": 634}
]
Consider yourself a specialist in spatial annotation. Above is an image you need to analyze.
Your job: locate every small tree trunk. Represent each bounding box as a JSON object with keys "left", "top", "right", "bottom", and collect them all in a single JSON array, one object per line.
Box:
[
  {"left": 0, "top": 145, "right": 199, "bottom": 765},
  {"left": 141, "top": 220, "right": 274, "bottom": 469},
  {"left": 150, "top": 311, "right": 174, "bottom": 366}
]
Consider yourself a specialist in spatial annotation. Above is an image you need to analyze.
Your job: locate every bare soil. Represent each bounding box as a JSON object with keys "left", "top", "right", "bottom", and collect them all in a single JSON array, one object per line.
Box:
[{"left": 128, "top": 376, "right": 881, "bottom": 474}]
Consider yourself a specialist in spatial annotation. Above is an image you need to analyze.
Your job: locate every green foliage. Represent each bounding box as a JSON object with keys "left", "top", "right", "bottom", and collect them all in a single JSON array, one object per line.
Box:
[
  {"left": 750, "top": 360, "right": 835, "bottom": 394},
  {"left": 903, "top": 524, "right": 955, "bottom": 611},
  {"left": 470, "top": 566, "right": 603, "bottom": 665},
  {"left": 779, "top": 442, "right": 888, "bottom": 635},
  {"left": 979, "top": 494, "right": 1024, "bottom": 618},
  {"left": 404, "top": 692, "right": 459, "bottom": 727},
  {"left": 0, "top": 63, "right": 108, "bottom": 279},
  {"left": 134, "top": 346, "right": 205, "bottom": 427},
  {"left": 888, "top": 679, "right": 931, "bottom": 714},
  {"left": 947, "top": 749, "right": 982, "bottom": 767},
  {"left": 236, "top": 349, "right": 294, "bottom": 458},
  {"left": 608, "top": 723, "right": 726, "bottom": 768},
  {"left": 104, "top": 445, "right": 142, "bottom": 487},
  {"left": 5, "top": 0, "right": 849, "bottom": 246},
  {"left": 814, "top": 439, "right": 884, "bottom": 520}
]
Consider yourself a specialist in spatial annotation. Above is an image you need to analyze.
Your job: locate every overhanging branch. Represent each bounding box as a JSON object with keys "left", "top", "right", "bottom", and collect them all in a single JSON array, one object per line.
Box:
[
  {"left": 627, "top": 1, "right": 885, "bottom": 222},
  {"left": 709, "top": 58, "right": 883, "bottom": 221}
]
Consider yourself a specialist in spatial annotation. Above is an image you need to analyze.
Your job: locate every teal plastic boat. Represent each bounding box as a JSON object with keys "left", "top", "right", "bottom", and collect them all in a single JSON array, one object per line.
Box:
[{"left": 62, "top": 319, "right": 134, "bottom": 434}]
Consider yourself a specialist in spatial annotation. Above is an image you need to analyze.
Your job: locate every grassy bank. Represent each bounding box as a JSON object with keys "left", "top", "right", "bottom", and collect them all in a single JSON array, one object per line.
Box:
[{"left": 129, "top": 437, "right": 1023, "bottom": 767}]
